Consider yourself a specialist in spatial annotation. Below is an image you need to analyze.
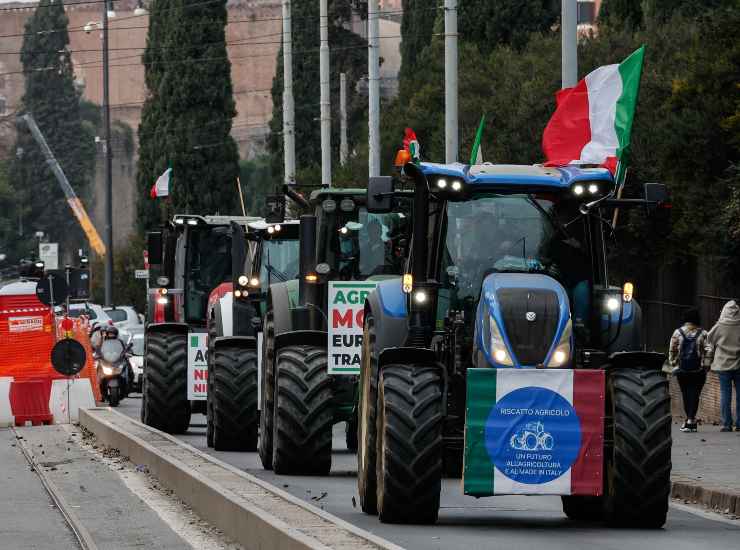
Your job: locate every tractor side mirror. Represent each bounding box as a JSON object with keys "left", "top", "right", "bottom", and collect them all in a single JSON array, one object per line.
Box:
[
  {"left": 367, "top": 176, "right": 394, "bottom": 213},
  {"left": 147, "top": 231, "right": 163, "bottom": 265},
  {"left": 644, "top": 182, "right": 671, "bottom": 230}
]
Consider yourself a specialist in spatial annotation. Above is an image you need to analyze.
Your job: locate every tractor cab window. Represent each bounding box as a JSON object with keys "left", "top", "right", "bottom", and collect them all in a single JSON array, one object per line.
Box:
[
  {"left": 318, "top": 205, "right": 407, "bottom": 279},
  {"left": 441, "top": 194, "right": 591, "bottom": 305},
  {"left": 185, "top": 226, "right": 231, "bottom": 323},
  {"left": 260, "top": 238, "right": 300, "bottom": 287}
]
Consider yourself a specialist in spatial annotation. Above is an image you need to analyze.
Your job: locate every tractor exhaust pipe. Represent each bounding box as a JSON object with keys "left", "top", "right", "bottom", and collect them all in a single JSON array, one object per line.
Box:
[{"left": 298, "top": 214, "right": 317, "bottom": 307}]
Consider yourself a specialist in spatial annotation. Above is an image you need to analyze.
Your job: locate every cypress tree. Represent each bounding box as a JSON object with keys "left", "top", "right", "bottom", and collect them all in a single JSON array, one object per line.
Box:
[
  {"left": 137, "top": 0, "right": 240, "bottom": 226},
  {"left": 10, "top": 0, "right": 96, "bottom": 260}
]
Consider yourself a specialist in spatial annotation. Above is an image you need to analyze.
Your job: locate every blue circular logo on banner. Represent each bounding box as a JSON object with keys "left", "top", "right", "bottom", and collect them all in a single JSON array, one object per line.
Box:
[{"left": 485, "top": 386, "right": 581, "bottom": 485}]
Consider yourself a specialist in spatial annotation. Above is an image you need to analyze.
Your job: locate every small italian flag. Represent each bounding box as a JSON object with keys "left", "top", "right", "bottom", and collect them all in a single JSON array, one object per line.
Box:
[
  {"left": 403, "top": 128, "right": 421, "bottom": 164},
  {"left": 150, "top": 167, "right": 172, "bottom": 199},
  {"left": 464, "top": 368, "right": 604, "bottom": 497},
  {"left": 470, "top": 114, "right": 486, "bottom": 165},
  {"left": 542, "top": 46, "right": 645, "bottom": 174}
]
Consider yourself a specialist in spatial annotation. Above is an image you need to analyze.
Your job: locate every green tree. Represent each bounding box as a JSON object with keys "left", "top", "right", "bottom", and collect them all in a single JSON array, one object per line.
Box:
[
  {"left": 136, "top": 0, "right": 240, "bottom": 229},
  {"left": 268, "top": 1, "right": 368, "bottom": 189},
  {"left": 10, "top": 0, "right": 96, "bottom": 262},
  {"left": 398, "top": 0, "right": 438, "bottom": 100},
  {"left": 598, "top": 0, "right": 644, "bottom": 28},
  {"left": 239, "top": 156, "right": 274, "bottom": 217}
]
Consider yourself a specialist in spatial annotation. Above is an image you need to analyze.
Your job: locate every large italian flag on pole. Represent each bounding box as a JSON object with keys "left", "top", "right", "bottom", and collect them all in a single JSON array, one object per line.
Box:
[
  {"left": 542, "top": 46, "right": 645, "bottom": 175},
  {"left": 464, "top": 368, "right": 604, "bottom": 496}
]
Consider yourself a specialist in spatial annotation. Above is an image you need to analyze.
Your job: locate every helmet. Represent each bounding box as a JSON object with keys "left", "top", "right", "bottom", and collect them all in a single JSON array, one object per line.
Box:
[{"left": 104, "top": 325, "right": 119, "bottom": 338}]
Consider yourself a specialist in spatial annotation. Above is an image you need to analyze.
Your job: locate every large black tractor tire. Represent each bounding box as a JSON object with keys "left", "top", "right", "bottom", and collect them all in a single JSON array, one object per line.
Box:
[
  {"left": 604, "top": 368, "right": 672, "bottom": 528},
  {"left": 358, "top": 313, "right": 379, "bottom": 514},
  {"left": 258, "top": 311, "right": 276, "bottom": 470},
  {"left": 142, "top": 330, "right": 191, "bottom": 434},
  {"left": 561, "top": 495, "right": 604, "bottom": 521},
  {"left": 211, "top": 346, "right": 259, "bottom": 451},
  {"left": 376, "top": 365, "right": 443, "bottom": 525},
  {"left": 272, "top": 345, "right": 333, "bottom": 475},
  {"left": 206, "top": 319, "right": 218, "bottom": 448}
]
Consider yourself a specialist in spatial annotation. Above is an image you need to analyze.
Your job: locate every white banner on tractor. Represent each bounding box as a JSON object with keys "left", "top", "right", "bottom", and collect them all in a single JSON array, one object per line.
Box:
[
  {"left": 187, "top": 333, "right": 208, "bottom": 400},
  {"left": 327, "top": 282, "right": 378, "bottom": 375}
]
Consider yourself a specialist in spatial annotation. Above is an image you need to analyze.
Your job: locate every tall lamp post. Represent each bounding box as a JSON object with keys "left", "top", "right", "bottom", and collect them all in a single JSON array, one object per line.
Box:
[{"left": 102, "top": 2, "right": 113, "bottom": 306}]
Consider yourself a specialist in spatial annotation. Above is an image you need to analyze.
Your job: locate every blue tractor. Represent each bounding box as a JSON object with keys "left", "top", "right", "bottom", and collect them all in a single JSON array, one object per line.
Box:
[{"left": 357, "top": 161, "right": 672, "bottom": 527}]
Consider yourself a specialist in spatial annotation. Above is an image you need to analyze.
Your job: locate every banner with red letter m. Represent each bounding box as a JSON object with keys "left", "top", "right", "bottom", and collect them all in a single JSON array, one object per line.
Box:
[{"left": 327, "top": 282, "right": 378, "bottom": 375}]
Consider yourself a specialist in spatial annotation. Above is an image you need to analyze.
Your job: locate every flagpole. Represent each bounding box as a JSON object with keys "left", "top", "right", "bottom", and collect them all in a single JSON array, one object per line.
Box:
[
  {"left": 236, "top": 177, "right": 247, "bottom": 217},
  {"left": 561, "top": 0, "right": 577, "bottom": 88}
]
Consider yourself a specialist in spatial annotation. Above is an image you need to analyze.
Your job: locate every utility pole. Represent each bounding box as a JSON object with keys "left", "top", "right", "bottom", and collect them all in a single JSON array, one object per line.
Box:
[
  {"left": 561, "top": 0, "right": 578, "bottom": 88},
  {"left": 319, "top": 0, "right": 331, "bottom": 187},
  {"left": 368, "top": 0, "right": 380, "bottom": 177},
  {"left": 339, "top": 72, "right": 348, "bottom": 166},
  {"left": 282, "top": 0, "right": 296, "bottom": 185},
  {"left": 102, "top": 1, "right": 113, "bottom": 306},
  {"left": 444, "top": 0, "right": 458, "bottom": 164}
]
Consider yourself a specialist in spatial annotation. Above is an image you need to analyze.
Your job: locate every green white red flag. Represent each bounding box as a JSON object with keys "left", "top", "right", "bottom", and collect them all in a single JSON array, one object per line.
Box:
[
  {"left": 403, "top": 128, "right": 421, "bottom": 164},
  {"left": 542, "top": 47, "right": 645, "bottom": 174},
  {"left": 150, "top": 167, "right": 172, "bottom": 199},
  {"left": 470, "top": 115, "right": 486, "bottom": 165}
]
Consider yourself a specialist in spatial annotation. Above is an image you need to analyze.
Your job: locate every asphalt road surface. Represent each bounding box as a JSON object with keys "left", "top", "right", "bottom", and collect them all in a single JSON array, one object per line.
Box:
[{"left": 119, "top": 396, "right": 739, "bottom": 550}]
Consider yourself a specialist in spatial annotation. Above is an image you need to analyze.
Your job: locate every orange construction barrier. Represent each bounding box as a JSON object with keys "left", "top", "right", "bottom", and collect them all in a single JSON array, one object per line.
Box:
[{"left": 0, "top": 280, "right": 99, "bottom": 426}]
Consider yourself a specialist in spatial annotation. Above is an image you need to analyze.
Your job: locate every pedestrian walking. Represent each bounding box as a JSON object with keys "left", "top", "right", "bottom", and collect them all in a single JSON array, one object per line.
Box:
[
  {"left": 669, "top": 309, "right": 710, "bottom": 432},
  {"left": 707, "top": 299, "right": 740, "bottom": 432}
]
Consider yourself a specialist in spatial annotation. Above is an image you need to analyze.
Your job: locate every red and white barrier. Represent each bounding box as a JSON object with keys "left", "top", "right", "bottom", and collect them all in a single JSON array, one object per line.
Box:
[{"left": 0, "top": 376, "right": 95, "bottom": 427}]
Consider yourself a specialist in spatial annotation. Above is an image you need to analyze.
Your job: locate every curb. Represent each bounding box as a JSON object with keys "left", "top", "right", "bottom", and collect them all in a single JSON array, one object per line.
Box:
[
  {"left": 80, "top": 407, "right": 403, "bottom": 550},
  {"left": 671, "top": 481, "right": 740, "bottom": 516}
]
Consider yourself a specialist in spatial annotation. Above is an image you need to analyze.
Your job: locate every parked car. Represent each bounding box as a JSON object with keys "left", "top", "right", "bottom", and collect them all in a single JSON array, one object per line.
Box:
[
  {"left": 67, "top": 303, "right": 113, "bottom": 329},
  {"left": 124, "top": 329, "right": 145, "bottom": 393},
  {"left": 104, "top": 306, "right": 144, "bottom": 330}
]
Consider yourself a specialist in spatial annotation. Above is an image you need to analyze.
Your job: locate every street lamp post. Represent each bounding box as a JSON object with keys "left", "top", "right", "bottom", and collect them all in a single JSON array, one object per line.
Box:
[{"left": 102, "top": 2, "right": 113, "bottom": 306}]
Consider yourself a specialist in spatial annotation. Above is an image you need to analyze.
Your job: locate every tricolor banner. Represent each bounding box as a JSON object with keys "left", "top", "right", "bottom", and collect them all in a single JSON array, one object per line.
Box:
[
  {"left": 542, "top": 46, "right": 645, "bottom": 174},
  {"left": 464, "top": 368, "right": 604, "bottom": 497},
  {"left": 150, "top": 167, "right": 172, "bottom": 199}
]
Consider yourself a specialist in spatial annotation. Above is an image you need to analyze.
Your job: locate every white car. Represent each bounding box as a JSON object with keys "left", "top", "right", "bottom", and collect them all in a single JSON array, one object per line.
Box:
[
  {"left": 104, "top": 306, "right": 144, "bottom": 330},
  {"left": 126, "top": 331, "right": 144, "bottom": 393},
  {"left": 67, "top": 303, "right": 113, "bottom": 328}
]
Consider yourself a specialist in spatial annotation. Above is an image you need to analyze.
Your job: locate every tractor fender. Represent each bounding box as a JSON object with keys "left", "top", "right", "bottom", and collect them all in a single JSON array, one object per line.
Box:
[
  {"left": 365, "top": 279, "right": 408, "bottom": 355},
  {"left": 607, "top": 350, "right": 666, "bottom": 371},
  {"left": 213, "top": 335, "right": 257, "bottom": 352},
  {"left": 267, "top": 283, "right": 293, "bottom": 337},
  {"left": 209, "top": 293, "right": 233, "bottom": 340},
  {"left": 146, "top": 322, "right": 189, "bottom": 337},
  {"left": 274, "top": 330, "right": 326, "bottom": 353}
]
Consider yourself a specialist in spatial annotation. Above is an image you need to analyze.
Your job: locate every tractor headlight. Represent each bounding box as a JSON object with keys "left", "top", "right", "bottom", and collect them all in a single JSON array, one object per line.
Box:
[
  {"left": 546, "top": 319, "right": 572, "bottom": 368},
  {"left": 249, "top": 277, "right": 260, "bottom": 287},
  {"left": 451, "top": 180, "right": 462, "bottom": 191},
  {"left": 606, "top": 296, "right": 620, "bottom": 312},
  {"left": 413, "top": 289, "right": 428, "bottom": 304},
  {"left": 237, "top": 275, "right": 249, "bottom": 287},
  {"left": 588, "top": 183, "right": 599, "bottom": 194},
  {"left": 489, "top": 315, "right": 514, "bottom": 366},
  {"left": 573, "top": 184, "right": 585, "bottom": 196}
]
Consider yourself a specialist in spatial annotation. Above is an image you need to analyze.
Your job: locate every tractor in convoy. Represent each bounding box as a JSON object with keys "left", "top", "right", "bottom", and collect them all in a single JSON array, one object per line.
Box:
[
  {"left": 357, "top": 161, "right": 672, "bottom": 527},
  {"left": 259, "top": 188, "right": 411, "bottom": 475},
  {"left": 142, "top": 214, "right": 259, "bottom": 434},
  {"left": 205, "top": 218, "right": 300, "bottom": 450}
]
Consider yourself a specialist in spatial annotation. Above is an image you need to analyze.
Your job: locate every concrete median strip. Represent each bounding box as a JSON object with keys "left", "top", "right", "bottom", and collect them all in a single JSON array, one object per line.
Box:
[{"left": 80, "top": 408, "right": 402, "bottom": 550}]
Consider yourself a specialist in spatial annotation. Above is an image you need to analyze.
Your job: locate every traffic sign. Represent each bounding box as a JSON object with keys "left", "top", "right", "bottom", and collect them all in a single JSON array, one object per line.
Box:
[
  {"left": 35, "top": 273, "right": 69, "bottom": 306},
  {"left": 50, "top": 338, "right": 87, "bottom": 376},
  {"left": 135, "top": 269, "right": 149, "bottom": 279}
]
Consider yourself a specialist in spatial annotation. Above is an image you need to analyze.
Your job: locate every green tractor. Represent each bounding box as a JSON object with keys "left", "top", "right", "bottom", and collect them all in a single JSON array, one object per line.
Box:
[
  {"left": 357, "top": 162, "right": 673, "bottom": 527},
  {"left": 205, "top": 219, "right": 301, "bottom": 451},
  {"left": 259, "top": 188, "right": 411, "bottom": 474}
]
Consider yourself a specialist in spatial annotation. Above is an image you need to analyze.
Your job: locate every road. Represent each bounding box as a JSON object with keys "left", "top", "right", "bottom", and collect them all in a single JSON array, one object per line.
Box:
[{"left": 119, "top": 396, "right": 739, "bottom": 550}]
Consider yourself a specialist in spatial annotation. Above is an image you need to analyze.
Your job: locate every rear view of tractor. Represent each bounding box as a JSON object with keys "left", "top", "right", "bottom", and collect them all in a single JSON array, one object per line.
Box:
[
  {"left": 142, "top": 214, "right": 258, "bottom": 434},
  {"left": 358, "top": 162, "right": 673, "bottom": 527},
  {"left": 205, "top": 219, "right": 300, "bottom": 451},
  {"left": 259, "top": 189, "right": 410, "bottom": 475}
]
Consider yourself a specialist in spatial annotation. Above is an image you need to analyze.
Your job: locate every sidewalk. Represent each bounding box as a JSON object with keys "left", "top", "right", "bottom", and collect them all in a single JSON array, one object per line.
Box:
[
  {"left": 671, "top": 421, "right": 740, "bottom": 516},
  {"left": 0, "top": 428, "right": 78, "bottom": 550}
]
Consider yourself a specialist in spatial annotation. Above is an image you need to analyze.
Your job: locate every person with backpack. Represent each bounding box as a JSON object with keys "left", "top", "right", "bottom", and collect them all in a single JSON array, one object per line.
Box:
[
  {"left": 669, "top": 309, "right": 710, "bottom": 432},
  {"left": 707, "top": 299, "right": 740, "bottom": 432}
]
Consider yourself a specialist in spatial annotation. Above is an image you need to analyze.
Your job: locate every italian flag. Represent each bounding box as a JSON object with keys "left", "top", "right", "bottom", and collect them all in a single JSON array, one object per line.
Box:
[
  {"left": 464, "top": 368, "right": 604, "bottom": 497},
  {"left": 150, "top": 167, "right": 172, "bottom": 199},
  {"left": 542, "top": 47, "right": 645, "bottom": 174}
]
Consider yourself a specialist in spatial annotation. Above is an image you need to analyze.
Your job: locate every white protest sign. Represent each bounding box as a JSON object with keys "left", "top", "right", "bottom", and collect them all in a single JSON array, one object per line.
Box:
[
  {"left": 187, "top": 332, "right": 208, "bottom": 400},
  {"left": 327, "top": 281, "right": 378, "bottom": 375}
]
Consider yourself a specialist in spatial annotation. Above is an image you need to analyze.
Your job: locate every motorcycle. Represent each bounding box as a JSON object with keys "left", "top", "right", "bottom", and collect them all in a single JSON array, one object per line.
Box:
[{"left": 95, "top": 337, "right": 132, "bottom": 407}]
